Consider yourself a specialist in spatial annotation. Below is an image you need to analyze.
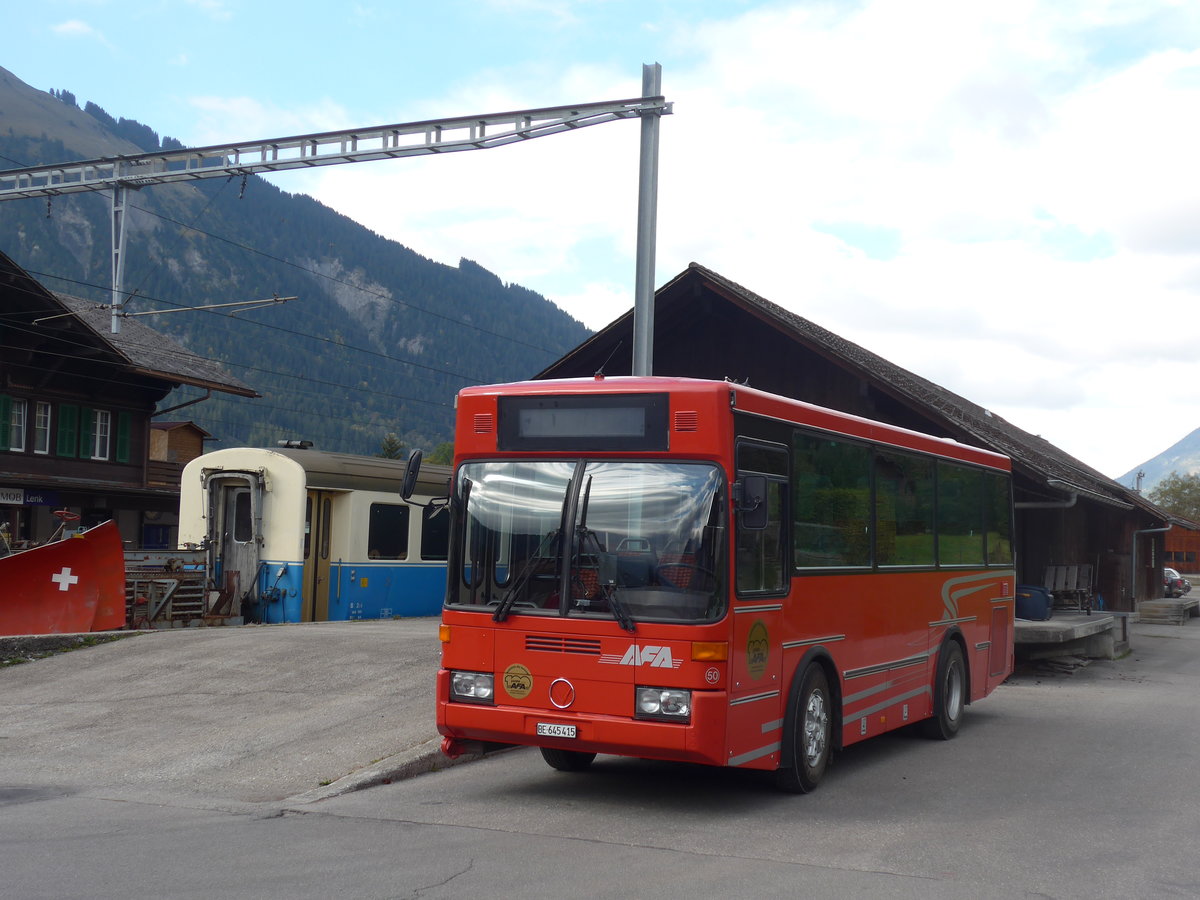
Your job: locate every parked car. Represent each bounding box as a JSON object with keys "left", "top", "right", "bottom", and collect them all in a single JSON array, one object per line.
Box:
[{"left": 1164, "top": 567, "right": 1192, "bottom": 598}]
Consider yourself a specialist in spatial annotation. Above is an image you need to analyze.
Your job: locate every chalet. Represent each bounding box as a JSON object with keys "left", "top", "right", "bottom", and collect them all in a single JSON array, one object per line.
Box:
[
  {"left": 0, "top": 249, "right": 256, "bottom": 551},
  {"left": 538, "top": 263, "right": 1170, "bottom": 612}
]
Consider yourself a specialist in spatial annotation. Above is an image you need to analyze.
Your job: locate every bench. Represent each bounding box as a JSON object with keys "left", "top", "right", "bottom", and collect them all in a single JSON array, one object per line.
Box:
[{"left": 1044, "top": 564, "right": 1093, "bottom": 611}]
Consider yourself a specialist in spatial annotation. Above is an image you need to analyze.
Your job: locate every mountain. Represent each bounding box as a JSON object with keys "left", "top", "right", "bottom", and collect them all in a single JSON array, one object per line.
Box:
[
  {"left": 0, "top": 66, "right": 592, "bottom": 455},
  {"left": 1119, "top": 428, "right": 1200, "bottom": 494}
]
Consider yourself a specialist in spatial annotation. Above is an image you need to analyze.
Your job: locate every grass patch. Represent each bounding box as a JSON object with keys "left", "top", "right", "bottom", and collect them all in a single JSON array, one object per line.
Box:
[{"left": 0, "top": 632, "right": 136, "bottom": 668}]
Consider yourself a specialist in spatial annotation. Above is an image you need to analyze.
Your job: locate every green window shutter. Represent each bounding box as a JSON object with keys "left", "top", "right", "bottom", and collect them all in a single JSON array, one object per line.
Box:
[
  {"left": 79, "top": 407, "right": 94, "bottom": 460},
  {"left": 57, "top": 404, "right": 79, "bottom": 457},
  {"left": 0, "top": 395, "right": 10, "bottom": 450},
  {"left": 115, "top": 412, "right": 131, "bottom": 463}
]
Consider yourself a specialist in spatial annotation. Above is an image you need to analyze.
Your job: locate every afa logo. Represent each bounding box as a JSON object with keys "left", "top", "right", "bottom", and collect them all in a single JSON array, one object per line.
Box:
[
  {"left": 746, "top": 620, "right": 769, "bottom": 679},
  {"left": 502, "top": 663, "right": 533, "bottom": 699},
  {"left": 600, "top": 644, "right": 683, "bottom": 668}
]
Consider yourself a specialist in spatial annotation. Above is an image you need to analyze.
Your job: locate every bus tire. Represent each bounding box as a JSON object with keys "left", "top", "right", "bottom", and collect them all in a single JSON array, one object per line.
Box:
[
  {"left": 923, "top": 640, "right": 966, "bottom": 741},
  {"left": 540, "top": 746, "right": 596, "bottom": 772},
  {"left": 775, "top": 663, "right": 832, "bottom": 794}
]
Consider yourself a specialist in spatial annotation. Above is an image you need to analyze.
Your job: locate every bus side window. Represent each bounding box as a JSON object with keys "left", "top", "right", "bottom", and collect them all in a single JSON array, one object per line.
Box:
[
  {"left": 737, "top": 479, "right": 785, "bottom": 594},
  {"left": 735, "top": 441, "right": 788, "bottom": 596}
]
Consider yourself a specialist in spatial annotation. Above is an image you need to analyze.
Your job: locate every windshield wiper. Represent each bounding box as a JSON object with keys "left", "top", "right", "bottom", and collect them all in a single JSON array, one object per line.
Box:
[
  {"left": 601, "top": 579, "right": 636, "bottom": 633},
  {"left": 492, "top": 527, "right": 560, "bottom": 622},
  {"left": 494, "top": 470, "right": 576, "bottom": 622},
  {"left": 575, "top": 477, "right": 635, "bottom": 633}
]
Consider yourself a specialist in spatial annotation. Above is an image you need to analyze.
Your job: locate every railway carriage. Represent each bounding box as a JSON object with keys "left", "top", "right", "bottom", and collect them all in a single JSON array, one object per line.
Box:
[{"left": 179, "top": 446, "right": 450, "bottom": 622}]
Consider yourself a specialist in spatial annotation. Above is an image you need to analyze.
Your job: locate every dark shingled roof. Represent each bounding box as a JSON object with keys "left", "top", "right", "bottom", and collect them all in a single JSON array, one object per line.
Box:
[
  {"left": 0, "top": 247, "right": 256, "bottom": 398},
  {"left": 53, "top": 293, "right": 258, "bottom": 397},
  {"left": 551, "top": 262, "right": 1161, "bottom": 519}
]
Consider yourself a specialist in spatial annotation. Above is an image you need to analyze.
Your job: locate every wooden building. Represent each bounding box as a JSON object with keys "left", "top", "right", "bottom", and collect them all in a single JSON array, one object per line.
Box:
[
  {"left": 149, "top": 422, "right": 213, "bottom": 474},
  {"left": 1163, "top": 516, "right": 1200, "bottom": 575},
  {"left": 0, "top": 250, "right": 256, "bottom": 551},
  {"left": 537, "top": 264, "right": 1170, "bottom": 611}
]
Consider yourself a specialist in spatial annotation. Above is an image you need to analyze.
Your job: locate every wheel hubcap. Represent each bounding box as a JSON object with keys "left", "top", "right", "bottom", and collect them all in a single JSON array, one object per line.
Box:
[
  {"left": 803, "top": 690, "right": 828, "bottom": 767},
  {"left": 946, "top": 663, "right": 963, "bottom": 719}
]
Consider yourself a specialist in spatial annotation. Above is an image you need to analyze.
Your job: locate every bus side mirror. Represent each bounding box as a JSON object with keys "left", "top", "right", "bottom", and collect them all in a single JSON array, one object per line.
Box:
[
  {"left": 737, "top": 475, "right": 768, "bottom": 531},
  {"left": 401, "top": 449, "right": 423, "bottom": 501}
]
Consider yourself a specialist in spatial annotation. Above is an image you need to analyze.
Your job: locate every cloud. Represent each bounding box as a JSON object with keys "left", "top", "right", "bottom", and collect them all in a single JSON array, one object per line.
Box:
[
  {"left": 185, "top": 96, "right": 353, "bottom": 145},
  {"left": 184, "top": 0, "right": 233, "bottom": 22},
  {"left": 50, "top": 19, "right": 112, "bottom": 45},
  {"left": 283, "top": 0, "right": 1200, "bottom": 477}
]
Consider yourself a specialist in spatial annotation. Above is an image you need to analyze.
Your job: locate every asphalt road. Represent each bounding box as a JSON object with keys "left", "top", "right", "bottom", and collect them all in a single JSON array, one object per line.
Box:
[{"left": 3, "top": 618, "right": 1200, "bottom": 898}]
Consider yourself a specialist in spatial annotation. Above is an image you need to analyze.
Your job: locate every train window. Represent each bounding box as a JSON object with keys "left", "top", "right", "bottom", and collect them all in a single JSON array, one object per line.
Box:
[
  {"left": 369, "top": 503, "right": 411, "bottom": 560},
  {"left": 321, "top": 498, "right": 332, "bottom": 561},
  {"left": 421, "top": 506, "right": 449, "bottom": 561},
  {"left": 304, "top": 497, "right": 312, "bottom": 560},
  {"left": 233, "top": 489, "right": 253, "bottom": 543}
]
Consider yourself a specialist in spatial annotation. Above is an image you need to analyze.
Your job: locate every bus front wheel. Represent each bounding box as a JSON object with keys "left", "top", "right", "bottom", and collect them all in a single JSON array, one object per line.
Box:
[
  {"left": 775, "top": 664, "right": 832, "bottom": 793},
  {"left": 540, "top": 746, "right": 596, "bottom": 772},
  {"left": 923, "top": 640, "right": 966, "bottom": 741}
]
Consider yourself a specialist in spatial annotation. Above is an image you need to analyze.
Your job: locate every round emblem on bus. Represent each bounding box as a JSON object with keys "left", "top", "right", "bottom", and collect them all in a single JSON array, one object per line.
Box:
[
  {"left": 549, "top": 677, "right": 576, "bottom": 709},
  {"left": 502, "top": 664, "right": 533, "bottom": 699},
  {"left": 747, "top": 620, "right": 769, "bottom": 680},
  {"left": 705, "top": 667, "right": 721, "bottom": 685}
]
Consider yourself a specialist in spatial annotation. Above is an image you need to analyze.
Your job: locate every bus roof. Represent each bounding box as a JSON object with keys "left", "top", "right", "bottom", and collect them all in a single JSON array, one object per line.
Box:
[{"left": 458, "top": 375, "right": 1011, "bottom": 471}]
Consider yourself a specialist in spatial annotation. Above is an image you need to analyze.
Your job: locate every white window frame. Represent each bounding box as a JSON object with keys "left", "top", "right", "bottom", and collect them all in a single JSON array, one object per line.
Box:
[
  {"left": 9, "top": 399, "right": 26, "bottom": 452},
  {"left": 33, "top": 402, "right": 51, "bottom": 455},
  {"left": 91, "top": 409, "right": 111, "bottom": 460}
]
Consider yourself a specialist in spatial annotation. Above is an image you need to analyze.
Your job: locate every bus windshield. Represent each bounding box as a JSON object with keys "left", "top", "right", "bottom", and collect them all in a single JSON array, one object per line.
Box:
[{"left": 448, "top": 460, "right": 726, "bottom": 625}]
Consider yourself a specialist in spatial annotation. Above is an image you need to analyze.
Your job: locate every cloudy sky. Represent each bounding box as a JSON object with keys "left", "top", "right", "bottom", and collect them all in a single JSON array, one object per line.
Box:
[{"left": 8, "top": 0, "right": 1200, "bottom": 480}]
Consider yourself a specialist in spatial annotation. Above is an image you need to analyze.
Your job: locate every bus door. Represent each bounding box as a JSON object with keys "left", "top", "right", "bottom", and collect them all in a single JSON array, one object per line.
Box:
[
  {"left": 302, "top": 490, "right": 336, "bottom": 621},
  {"left": 728, "top": 443, "right": 789, "bottom": 769},
  {"left": 204, "top": 470, "right": 263, "bottom": 617}
]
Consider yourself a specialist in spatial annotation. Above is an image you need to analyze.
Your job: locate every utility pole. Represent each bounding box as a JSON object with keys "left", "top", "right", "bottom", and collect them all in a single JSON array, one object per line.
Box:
[{"left": 633, "top": 63, "right": 665, "bottom": 377}]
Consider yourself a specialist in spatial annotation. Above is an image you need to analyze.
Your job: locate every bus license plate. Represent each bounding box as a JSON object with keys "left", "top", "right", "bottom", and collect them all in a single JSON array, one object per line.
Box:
[{"left": 536, "top": 722, "right": 577, "bottom": 739}]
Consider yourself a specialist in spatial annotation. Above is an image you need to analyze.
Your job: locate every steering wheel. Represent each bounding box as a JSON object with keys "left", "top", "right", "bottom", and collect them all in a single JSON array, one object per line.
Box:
[
  {"left": 655, "top": 562, "right": 716, "bottom": 590},
  {"left": 53, "top": 509, "right": 81, "bottom": 522}
]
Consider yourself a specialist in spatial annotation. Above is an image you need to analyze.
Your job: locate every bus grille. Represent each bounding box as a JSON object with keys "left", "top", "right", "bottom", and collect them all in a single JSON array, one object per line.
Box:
[{"left": 525, "top": 635, "right": 602, "bottom": 655}]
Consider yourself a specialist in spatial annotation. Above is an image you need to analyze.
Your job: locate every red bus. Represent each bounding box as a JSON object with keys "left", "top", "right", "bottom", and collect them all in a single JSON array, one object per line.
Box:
[{"left": 432, "top": 375, "right": 1015, "bottom": 791}]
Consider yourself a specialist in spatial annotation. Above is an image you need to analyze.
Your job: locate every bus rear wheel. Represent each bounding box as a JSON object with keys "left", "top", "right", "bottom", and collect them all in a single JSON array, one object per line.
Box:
[
  {"left": 923, "top": 640, "right": 966, "bottom": 740},
  {"left": 775, "top": 664, "right": 832, "bottom": 793},
  {"left": 540, "top": 746, "right": 596, "bottom": 772}
]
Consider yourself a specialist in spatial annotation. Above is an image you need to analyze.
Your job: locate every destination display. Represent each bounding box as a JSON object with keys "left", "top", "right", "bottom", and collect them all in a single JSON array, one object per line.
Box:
[{"left": 497, "top": 393, "right": 669, "bottom": 451}]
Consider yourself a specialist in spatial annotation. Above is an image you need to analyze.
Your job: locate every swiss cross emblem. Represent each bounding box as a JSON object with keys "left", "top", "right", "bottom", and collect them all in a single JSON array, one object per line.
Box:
[{"left": 51, "top": 567, "right": 80, "bottom": 592}]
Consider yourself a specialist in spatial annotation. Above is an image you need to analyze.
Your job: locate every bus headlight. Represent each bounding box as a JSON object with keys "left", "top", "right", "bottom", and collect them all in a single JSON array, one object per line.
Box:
[
  {"left": 635, "top": 686, "right": 692, "bottom": 722},
  {"left": 450, "top": 670, "right": 495, "bottom": 704}
]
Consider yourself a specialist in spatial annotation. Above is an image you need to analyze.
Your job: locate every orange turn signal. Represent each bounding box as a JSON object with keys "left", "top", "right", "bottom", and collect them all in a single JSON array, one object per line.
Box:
[
  {"left": 691, "top": 641, "right": 728, "bottom": 661},
  {"left": 439, "top": 624, "right": 451, "bottom": 643}
]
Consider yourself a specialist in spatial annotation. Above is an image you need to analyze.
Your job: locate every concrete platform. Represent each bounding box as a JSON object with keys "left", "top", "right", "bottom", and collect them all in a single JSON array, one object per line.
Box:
[
  {"left": 1014, "top": 611, "right": 1130, "bottom": 660},
  {"left": 1137, "top": 597, "right": 1199, "bottom": 625},
  {"left": 0, "top": 619, "right": 460, "bottom": 806}
]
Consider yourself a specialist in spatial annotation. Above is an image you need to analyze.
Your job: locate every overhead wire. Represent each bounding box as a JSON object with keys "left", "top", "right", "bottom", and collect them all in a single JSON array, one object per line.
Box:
[
  {"left": 0, "top": 318, "right": 456, "bottom": 412},
  {"left": 13, "top": 170, "right": 574, "bottom": 361},
  {"left": 4, "top": 272, "right": 491, "bottom": 390}
]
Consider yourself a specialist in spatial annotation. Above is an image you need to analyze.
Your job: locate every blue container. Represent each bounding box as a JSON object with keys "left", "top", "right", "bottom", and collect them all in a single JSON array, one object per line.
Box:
[{"left": 1016, "top": 584, "right": 1053, "bottom": 621}]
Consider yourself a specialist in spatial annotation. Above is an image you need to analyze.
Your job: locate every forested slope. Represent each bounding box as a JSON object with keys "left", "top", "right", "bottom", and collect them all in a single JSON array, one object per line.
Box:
[{"left": 0, "top": 66, "right": 592, "bottom": 454}]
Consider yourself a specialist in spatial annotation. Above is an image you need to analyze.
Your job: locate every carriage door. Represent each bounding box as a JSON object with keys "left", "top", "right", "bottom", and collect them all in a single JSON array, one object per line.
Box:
[
  {"left": 302, "top": 490, "right": 335, "bottom": 621},
  {"left": 205, "top": 471, "right": 263, "bottom": 616}
]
